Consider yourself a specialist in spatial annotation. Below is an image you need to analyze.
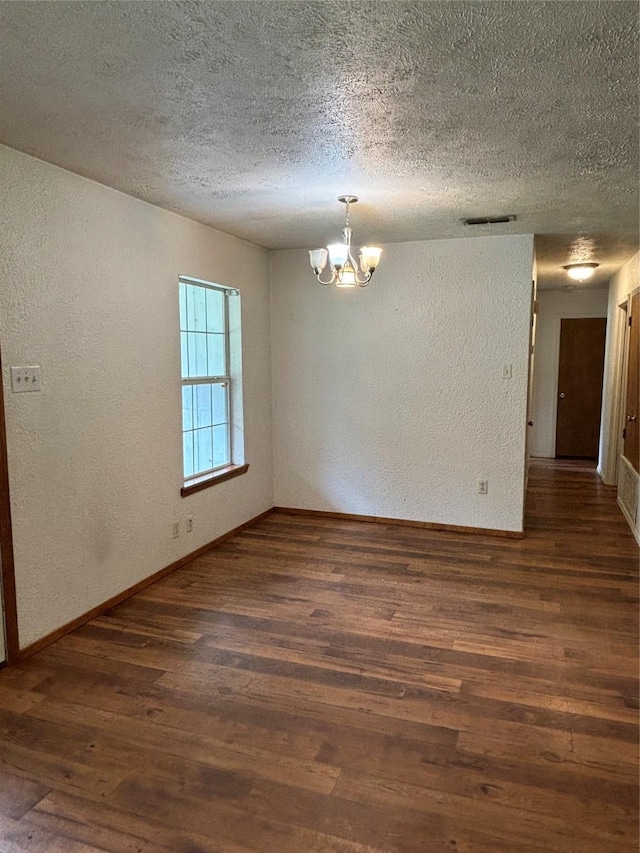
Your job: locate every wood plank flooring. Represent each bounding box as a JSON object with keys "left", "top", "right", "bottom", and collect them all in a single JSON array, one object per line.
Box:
[{"left": 0, "top": 459, "right": 637, "bottom": 852}]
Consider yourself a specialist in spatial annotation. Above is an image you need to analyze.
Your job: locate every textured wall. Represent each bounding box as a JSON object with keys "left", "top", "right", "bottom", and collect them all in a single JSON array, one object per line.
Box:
[
  {"left": 600, "top": 251, "right": 640, "bottom": 484},
  {"left": 271, "top": 235, "right": 534, "bottom": 532},
  {"left": 531, "top": 289, "right": 609, "bottom": 458},
  {"left": 0, "top": 145, "right": 273, "bottom": 648}
]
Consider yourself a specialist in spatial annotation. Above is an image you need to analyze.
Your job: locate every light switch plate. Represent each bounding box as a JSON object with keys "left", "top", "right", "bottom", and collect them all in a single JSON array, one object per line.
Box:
[{"left": 10, "top": 366, "right": 41, "bottom": 393}]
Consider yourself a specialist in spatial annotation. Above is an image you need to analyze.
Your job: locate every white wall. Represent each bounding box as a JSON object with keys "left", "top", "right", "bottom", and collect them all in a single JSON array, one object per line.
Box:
[
  {"left": 600, "top": 251, "right": 639, "bottom": 484},
  {"left": 0, "top": 145, "right": 273, "bottom": 648},
  {"left": 271, "top": 235, "right": 534, "bottom": 533},
  {"left": 530, "top": 288, "right": 609, "bottom": 458}
]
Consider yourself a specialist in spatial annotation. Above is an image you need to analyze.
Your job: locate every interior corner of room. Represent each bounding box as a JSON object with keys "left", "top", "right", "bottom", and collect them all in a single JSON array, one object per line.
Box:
[
  {"left": 0, "top": 149, "right": 638, "bottom": 660},
  {"left": 0, "top": 148, "right": 540, "bottom": 653},
  {"left": 1, "top": 141, "right": 638, "bottom": 659},
  {"left": 0, "top": 4, "right": 639, "bottom": 658},
  {"left": 0, "top": 3, "right": 638, "bottom": 849}
]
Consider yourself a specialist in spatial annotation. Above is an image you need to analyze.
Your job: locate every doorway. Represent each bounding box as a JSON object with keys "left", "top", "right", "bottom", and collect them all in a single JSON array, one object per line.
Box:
[
  {"left": 616, "top": 291, "right": 640, "bottom": 533},
  {"left": 555, "top": 317, "right": 607, "bottom": 458}
]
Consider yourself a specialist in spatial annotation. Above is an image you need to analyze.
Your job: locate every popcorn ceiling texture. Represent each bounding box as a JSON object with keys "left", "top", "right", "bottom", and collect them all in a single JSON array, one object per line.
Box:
[
  {"left": 535, "top": 234, "right": 639, "bottom": 292},
  {"left": 0, "top": 145, "right": 274, "bottom": 648},
  {"left": 0, "top": 1, "right": 637, "bottom": 274},
  {"left": 271, "top": 235, "right": 534, "bottom": 533}
]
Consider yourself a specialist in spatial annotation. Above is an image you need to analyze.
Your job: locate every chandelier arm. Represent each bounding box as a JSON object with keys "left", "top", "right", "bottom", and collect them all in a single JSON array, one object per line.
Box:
[
  {"left": 315, "top": 269, "right": 336, "bottom": 286},
  {"left": 355, "top": 262, "right": 377, "bottom": 285}
]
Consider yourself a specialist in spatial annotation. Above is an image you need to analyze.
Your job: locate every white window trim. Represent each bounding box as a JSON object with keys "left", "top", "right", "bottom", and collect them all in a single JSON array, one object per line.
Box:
[{"left": 179, "top": 276, "right": 246, "bottom": 494}]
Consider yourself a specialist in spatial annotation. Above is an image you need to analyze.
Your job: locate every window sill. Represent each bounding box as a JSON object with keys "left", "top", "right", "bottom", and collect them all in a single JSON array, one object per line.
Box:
[{"left": 181, "top": 463, "right": 249, "bottom": 497}]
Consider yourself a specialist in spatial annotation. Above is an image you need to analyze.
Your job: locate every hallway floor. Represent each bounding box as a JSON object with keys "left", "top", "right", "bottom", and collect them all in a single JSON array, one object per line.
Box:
[{"left": 0, "top": 460, "right": 637, "bottom": 852}]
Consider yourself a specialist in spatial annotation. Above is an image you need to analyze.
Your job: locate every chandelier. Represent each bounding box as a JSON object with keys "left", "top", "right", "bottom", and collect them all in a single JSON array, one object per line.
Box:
[{"left": 308, "top": 195, "right": 382, "bottom": 287}]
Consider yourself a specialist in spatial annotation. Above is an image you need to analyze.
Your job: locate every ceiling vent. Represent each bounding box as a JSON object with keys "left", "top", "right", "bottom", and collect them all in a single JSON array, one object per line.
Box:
[{"left": 462, "top": 215, "right": 517, "bottom": 226}]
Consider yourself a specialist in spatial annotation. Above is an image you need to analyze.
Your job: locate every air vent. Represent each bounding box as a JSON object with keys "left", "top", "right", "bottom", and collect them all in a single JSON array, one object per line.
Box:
[{"left": 463, "top": 215, "right": 517, "bottom": 226}]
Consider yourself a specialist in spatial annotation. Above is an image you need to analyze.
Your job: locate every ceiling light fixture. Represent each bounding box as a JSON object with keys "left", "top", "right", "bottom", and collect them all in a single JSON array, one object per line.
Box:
[
  {"left": 309, "top": 195, "right": 382, "bottom": 288},
  {"left": 563, "top": 262, "right": 599, "bottom": 281}
]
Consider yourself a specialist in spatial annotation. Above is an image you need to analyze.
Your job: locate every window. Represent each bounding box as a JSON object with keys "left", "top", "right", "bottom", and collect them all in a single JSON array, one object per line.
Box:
[{"left": 179, "top": 277, "right": 246, "bottom": 494}]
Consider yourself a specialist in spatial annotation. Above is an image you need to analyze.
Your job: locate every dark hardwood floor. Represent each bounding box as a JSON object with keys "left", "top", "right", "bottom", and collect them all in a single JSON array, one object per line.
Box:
[{"left": 0, "top": 459, "right": 637, "bottom": 852}]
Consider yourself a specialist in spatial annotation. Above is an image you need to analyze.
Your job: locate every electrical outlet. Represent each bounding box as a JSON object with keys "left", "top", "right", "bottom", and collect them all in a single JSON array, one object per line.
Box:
[
  {"left": 172, "top": 521, "right": 180, "bottom": 539},
  {"left": 186, "top": 516, "right": 194, "bottom": 534},
  {"left": 478, "top": 480, "right": 489, "bottom": 495},
  {"left": 11, "top": 365, "right": 41, "bottom": 393}
]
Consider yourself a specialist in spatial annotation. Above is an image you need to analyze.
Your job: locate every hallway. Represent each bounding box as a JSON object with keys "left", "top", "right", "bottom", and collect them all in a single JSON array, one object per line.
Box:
[{"left": 0, "top": 460, "right": 637, "bottom": 852}]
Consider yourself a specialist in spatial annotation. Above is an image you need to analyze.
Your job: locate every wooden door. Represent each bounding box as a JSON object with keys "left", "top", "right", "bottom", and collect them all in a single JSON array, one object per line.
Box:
[
  {"left": 623, "top": 293, "right": 639, "bottom": 472},
  {"left": 555, "top": 317, "right": 607, "bottom": 458}
]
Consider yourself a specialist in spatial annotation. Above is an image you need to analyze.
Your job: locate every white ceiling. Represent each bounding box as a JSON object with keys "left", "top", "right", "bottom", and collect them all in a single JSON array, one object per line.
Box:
[{"left": 0, "top": 1, "right": 638, "bottom": 286}]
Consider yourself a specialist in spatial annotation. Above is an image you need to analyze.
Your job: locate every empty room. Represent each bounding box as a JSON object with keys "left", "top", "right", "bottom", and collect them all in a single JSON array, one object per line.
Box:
[{"left": 0, "top": 2, "right": 638, "bottom": 851}]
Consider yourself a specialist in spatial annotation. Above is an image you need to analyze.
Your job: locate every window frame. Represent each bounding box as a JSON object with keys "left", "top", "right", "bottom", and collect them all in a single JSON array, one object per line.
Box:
[{"left": 179, "top": 276, "right": 248, "bottom": 496}]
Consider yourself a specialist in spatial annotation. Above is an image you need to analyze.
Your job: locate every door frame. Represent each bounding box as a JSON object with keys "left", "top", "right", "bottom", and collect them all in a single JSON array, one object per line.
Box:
[
  {"left": 523, "top": 280, "right": 537, "bottom": 490},
  {"left": 0, "top": 347, "right": 19, "bottom": 664},
  {"left": 614, "top": 298, "right": 631, "bottom": 474},
  {"left": 618, "top": 287, "right": 640, "bottom": 469}
]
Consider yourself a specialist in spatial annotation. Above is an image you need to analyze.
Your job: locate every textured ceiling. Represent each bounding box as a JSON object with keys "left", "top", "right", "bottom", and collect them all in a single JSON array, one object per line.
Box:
[
  {"left": 535, "top": 233, "right": 639, "bottom": 291},
  {"left": 0, "top": 1, "right": 638, "bottom": 282}
]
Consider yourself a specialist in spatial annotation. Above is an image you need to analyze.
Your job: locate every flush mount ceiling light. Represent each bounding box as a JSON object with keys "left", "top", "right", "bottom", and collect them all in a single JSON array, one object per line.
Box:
[
  {"left": 563, "top": 262, "right": 599, "bottom": 281},
  {"left": 308, "top": 195, "right": 382, "bottom": 288}
]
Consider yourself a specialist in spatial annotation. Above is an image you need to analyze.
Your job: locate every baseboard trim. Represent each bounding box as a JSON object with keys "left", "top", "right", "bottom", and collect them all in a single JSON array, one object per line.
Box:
[
  {"left": 14, "top": 502, "right": 524, "bottom": 663},
  {"left": 17, "top": 507, "right": 275, "bottom": 662},
  {"left": 273, "top": 507, "right": 525, "bottom": 539}
]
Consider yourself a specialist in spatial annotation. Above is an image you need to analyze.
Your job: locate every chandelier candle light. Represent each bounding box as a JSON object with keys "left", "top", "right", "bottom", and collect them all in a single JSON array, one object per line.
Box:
[{"left": 309, "top": 195, "right": 382, "bottom": 287}]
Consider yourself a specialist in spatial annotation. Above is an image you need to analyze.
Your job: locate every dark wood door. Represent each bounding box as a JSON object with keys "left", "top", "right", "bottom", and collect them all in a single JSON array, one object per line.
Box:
[
  {"left": 623, "top": 293, "right": 639, "bottom": 473},
  {"left": 555, "top": 317, "right": 607, "bottom": 458}
]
